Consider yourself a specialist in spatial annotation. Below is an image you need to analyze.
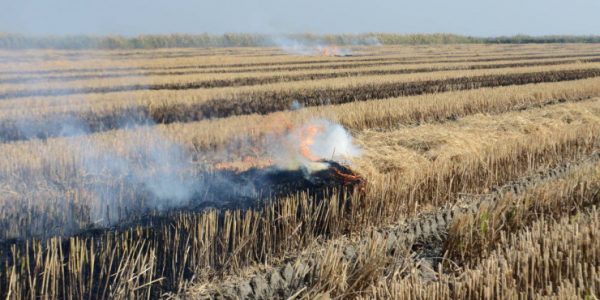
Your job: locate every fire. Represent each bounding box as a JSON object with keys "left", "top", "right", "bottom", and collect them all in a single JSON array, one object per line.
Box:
[
  {"left": 320, "top": 45, "right": 340, "bottom": 56},
  {"left": 211, "top": 122, "right": 329, "bottom": 172},
  {"left": 333, "top": 167, "right": 363, "bottom": 185},
  {"left": 298, "top": 123, "right": 325, "bottom": 161},
  {"left": 213, "top": 118, "right": 360, "bottom": 174}
]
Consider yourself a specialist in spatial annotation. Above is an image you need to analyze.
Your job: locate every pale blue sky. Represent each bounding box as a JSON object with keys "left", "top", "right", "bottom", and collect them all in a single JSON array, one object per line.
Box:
[{"left": 0, "top": 0, "right": 598, "bottom": 36}]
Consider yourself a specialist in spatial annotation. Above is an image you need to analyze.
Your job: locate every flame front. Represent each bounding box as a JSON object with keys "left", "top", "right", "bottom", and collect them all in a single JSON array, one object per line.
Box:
[
  {"left": 298, "top": 124, "right": 325, "bottom": 161},
  {"left": 320, "top": 46, "right": 340, "bottom": 56},
  {"left": 212, "top": 119, "right": 360, "bottom": 173},
  {"left": 333, "top": 167, "right": 362, "bottom": 185}
]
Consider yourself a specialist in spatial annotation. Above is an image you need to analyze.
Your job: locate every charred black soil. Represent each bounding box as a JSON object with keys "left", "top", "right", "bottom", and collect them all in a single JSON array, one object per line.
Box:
[{"left": 0, "top": 161, "right": 364, "bottom": 252}]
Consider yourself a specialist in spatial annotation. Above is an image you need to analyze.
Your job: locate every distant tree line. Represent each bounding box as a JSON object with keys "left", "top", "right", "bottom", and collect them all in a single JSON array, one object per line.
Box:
[{"left": 0, "top": 33, "right": 599, "bottom": 49}]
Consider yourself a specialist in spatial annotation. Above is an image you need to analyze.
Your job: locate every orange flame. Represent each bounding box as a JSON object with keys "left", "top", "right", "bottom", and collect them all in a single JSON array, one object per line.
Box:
[
  {"left": 333, "top": 168, "right": 362, "bottom": 185},
  {"left": 213, "top": 119, "right": 339, "bottom": 171},
  {"left": 298, "top": 124, "right": 325, "bottom": 161},
  {"left": 320, "top": 46, "right": 340, "bottom": 56}
]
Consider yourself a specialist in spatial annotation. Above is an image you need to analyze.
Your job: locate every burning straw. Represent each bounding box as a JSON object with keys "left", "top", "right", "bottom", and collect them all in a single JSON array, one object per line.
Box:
[
  {"left": 0, "top": 117, "right": 364, "bottom": 240},
  {"left": 205, "top": 118, "right": 364, "bottom": 208}
]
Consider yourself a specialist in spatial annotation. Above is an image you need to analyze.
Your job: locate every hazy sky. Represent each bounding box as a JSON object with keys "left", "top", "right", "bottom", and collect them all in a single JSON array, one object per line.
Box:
[{"left": 0, "top": 0, "right": 599, "bottom": 36}]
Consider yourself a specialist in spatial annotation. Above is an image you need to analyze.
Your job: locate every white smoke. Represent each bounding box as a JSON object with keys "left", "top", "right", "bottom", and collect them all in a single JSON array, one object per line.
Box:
[
  {"left": 302, "top": 119, "right": 361, "bottom": 161},
  {"left": 0, "top": 50, "right": 363, "bottom": 238},
  {"left": 271, "top": 119, "right": 361, "bottom": 172},
  {"left": 270, "top": 34, "right": 381, "bottom": 56},
  {"left": 271, "top": 35, "right": 352, "bottom": 56},
  {"left": 0, "top": 51, "right": 207, "bottom": 233},
  {"left": 50, "top": 126, "right": 201, "bottom": 226}
]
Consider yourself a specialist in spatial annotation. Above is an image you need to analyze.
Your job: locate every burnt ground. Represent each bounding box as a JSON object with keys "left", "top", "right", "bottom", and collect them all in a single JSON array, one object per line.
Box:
[
  {"left": 0, "top": 161, "right": 364, "bottom": 255},
  {"left": 193, "top": 160, "right": 364, "bottom": 210}
]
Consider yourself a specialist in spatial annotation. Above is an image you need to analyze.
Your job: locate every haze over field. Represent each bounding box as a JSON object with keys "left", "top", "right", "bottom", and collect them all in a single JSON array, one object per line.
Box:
[{"left": 1, "top": 0, "right": 599, "bottom": 36}]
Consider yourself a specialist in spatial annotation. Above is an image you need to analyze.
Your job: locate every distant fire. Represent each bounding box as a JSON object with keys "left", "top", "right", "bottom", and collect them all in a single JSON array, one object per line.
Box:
[{"left": 320, "top": 45, "right": 340, "bottom": 56}]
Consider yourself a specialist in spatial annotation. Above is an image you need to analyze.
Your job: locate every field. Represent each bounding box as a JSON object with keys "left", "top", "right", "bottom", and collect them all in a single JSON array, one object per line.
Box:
[{"left": 0, "top": 43, "right": 599, "bottom": 299}]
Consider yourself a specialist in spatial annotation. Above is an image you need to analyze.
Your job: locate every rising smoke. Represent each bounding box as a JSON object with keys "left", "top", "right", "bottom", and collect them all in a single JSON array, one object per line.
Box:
[
  {"left": 271, "top": 118, "right": 361, "bottom": 172},
  {"left": 270, "top": 34, "right": 381, "bottom": 56},
  {"left": 71, "top": 117, "right": 359, "bottom": 230},
  {"left": 2, "top": 99, "right": 360, "bottom": 238},
  {"left": 0, "top": 48, "right": 362, "bottom": 240}
]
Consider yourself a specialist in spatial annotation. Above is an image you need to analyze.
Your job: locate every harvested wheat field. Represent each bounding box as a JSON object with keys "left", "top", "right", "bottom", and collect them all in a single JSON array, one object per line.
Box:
[{"left": 1, "top": 43, "right": 599, "bottom": 299}]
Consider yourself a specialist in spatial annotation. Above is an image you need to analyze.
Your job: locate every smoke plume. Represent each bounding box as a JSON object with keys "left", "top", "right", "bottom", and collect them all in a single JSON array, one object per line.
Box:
[
  {"left": 271, "top": 119, "right": 361, "bottom": 172},
  {"left": 0, "top": 52, "right": 362, "bottom": 239},
  {"left": 269, "top": 35, "right": 381, "bottom": 56}
]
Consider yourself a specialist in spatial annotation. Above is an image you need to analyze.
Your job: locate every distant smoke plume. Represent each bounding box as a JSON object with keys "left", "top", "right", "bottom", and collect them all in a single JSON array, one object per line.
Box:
[{"left": 270, "top": 34, "right": 381, "bottom": 56}]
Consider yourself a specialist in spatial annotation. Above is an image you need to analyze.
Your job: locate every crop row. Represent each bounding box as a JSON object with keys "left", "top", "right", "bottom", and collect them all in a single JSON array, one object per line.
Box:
[
  {"left": 2, "top": 47, "right": 597, "bottom": 78},
  {"left": 0, "top": 101, "right": 598, "bottom": 298},
  {"left": 191, "top": 156, "right": 600, "bottom": 298},
  {"left": 2, "top": 57, "right": 600, "bottom": 97},
  {"left": 1, "top": 68, "right": 598, "bottom": 143}
]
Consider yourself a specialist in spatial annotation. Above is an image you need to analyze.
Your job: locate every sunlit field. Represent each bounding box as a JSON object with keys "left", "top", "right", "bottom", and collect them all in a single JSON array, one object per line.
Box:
[{"left": 0, "top": 43, "right": 599, "bottom": 299}]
